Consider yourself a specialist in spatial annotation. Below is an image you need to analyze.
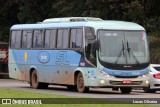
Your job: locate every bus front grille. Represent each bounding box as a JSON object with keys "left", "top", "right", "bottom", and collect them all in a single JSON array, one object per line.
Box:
[
  {"left": 109, "top": 81, "right": 143, "bottom": 85},
  {"left": 114, "top": 76, "right": 138, "bottom": 78}
]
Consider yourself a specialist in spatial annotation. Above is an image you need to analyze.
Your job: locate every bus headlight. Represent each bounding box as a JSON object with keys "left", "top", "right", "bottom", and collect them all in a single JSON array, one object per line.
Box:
[
  {"left": 100, "top": 79, "right": 105, "bottom": 84},
  {"left": 145, "top": 80, "right": 149, "bottom": 84},
  {"left": 142, "top": 75, "right": 147, "bottom": 78}
]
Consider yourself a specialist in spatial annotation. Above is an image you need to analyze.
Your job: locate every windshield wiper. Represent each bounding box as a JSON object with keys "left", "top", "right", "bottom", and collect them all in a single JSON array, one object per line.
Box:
[
  {"left": 126, "top": 40, "right": 140, "bottom": 64},
  {"left": 115, "top": 40, "right": 125, "bottom": 64}
]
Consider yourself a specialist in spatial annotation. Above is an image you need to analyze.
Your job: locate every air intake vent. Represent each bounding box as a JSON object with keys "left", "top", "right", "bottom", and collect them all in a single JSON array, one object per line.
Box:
[{"left": 110, "top": 81, "right": 142, "bottom": 85}]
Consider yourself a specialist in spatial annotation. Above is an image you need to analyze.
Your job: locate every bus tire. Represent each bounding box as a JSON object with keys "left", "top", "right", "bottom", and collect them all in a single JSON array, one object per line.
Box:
[
  {"left": 143, "top": 86, "right": 156, "bottom": 93},
  {"left": 76, "top": 72, "right": 89, "bottom": 93},
  {"left": 120, "top": 87, "right": 132, "bottom": 94},
  {"left": 41, "top": 83, "right": 49, "bottom": 89},
  {"left": 31, "top": 70, "right": 48, "bottom": 89},
  {"left": 67, "top": 85, "right": 77, "bottom": 91}
]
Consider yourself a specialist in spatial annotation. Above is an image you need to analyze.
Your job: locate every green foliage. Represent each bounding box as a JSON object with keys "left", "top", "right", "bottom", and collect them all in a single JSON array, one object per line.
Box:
[
  {"left": 145, "top": 17, "right": 160, "bottom": 63},
  {"left": 0, "top": 0, "right": 160, "bottom": 63},
  {"left": 148, "top": 35, "right": 160, "bottom": 63},
  {"left": 18, "top": 0, "right": 53, "bottom": 23},
  {"left": 122, "top": 0, "right": 145, "bottom": 24},
  {"left": 143, "top": 17, "right": 160, "bottom": 36},
  {"left": 0, "top": 0, "right": 20, "bottom": 41}
]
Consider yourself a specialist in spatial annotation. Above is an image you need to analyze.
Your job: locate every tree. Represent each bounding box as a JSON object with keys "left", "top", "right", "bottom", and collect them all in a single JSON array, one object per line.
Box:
[
  {"left": 122, "top": 0, "right": 145, "bottom": 24},
  {"left": 0, "top": 0, "right": 20, "bottom": 41},
  {"left": 18, "top": 0, "right": 53, "bottom": 23}
]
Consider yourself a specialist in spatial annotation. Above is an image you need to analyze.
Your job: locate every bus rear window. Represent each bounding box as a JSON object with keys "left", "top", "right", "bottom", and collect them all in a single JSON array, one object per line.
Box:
[{"left": 11, "top": 30, "right": 21, "bottom": 49}]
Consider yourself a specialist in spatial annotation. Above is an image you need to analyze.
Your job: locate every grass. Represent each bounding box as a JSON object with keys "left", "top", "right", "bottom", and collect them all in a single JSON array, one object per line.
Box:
[
  {"left": 0, "top": 88, "right": 71, "bottom": 98},
  {"left": 0, "top": 88, "right": 157, "bottom": 107}
]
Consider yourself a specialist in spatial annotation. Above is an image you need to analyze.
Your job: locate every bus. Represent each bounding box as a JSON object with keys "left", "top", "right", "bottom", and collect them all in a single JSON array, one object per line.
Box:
[{"left": 9, "top": 17, "right": 150, "bottom": 94}]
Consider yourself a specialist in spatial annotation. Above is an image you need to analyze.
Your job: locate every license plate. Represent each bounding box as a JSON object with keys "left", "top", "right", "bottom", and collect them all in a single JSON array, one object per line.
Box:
[{"left": 123, "top": 80, "right": 131, "bottom": 84}]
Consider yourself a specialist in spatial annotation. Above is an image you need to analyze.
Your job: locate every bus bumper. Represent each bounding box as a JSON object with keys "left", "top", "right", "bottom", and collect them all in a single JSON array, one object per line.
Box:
[{"left": 87, "top": 75, "right": 149, "bottom": 88}]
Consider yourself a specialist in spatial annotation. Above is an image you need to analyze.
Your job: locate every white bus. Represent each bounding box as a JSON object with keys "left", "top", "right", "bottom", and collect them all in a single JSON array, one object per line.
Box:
[{"left": 9, "top": 17, "right": 150, "bottom": 94}]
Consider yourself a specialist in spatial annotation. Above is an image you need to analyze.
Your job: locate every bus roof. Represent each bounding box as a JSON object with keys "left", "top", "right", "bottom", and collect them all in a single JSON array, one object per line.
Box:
[
  {"left": 11, "top": 20, "right": 145, "bottom": 31},
  {"left": 42, "top": 17, "right": 103, "bottom": 23}
]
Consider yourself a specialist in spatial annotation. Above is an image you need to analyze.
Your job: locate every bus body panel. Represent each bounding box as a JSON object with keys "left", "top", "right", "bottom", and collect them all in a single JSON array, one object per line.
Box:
[
  {"left": 9, "top": 49, "right": 84, "bottom": 85},
  {"left": 9, "top": 48, "right": 149, "bottom": 87}
]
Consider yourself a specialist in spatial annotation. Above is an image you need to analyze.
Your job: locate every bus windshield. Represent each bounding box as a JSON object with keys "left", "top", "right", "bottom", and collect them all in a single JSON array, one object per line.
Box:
[{"left": 98, "top": 30, "right": 149, "bottom": 64}]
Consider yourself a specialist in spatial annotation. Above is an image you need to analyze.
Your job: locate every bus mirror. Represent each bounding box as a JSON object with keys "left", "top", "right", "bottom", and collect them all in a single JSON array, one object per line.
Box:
[
  {"left": 85, "top": 27, "right": 96, "bottom": 40},
  {"left": 95, "top": 41, "right": 99, "bottom": 50},
  {"left": 86, "top": 34, "right": 96, "bottom": 40}
]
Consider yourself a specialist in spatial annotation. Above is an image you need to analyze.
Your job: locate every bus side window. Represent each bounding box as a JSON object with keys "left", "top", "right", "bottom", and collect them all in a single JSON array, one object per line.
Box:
[
  {"left": 45, "top": 30, "right": 51, "bottom": 49},
  {"left": 26, "top": 31, "right": 32, "bottom": 49},
  {"left": 22, "top": 31, "right": 27, "bottom": 48},
  {"left": 57, "top": 29, "right": 63, "bottom": 48},
  {"left": 15, "top": 31, "right": 21, "bottom": 49},
  {"left": 70, "top": 29, "right": 76, "bottom": 48},
  {"left": 57, "top": 29, "right": 69, "bottom": 49},
  {"left": 76, "top": 29, "right": 83, "bottom": 48},
  {"left": 85, "top": 27, "right": 96, "bottom": 65},
  {"left": 33, "top": 30, "right": 44, "bottom": 48},
  {"left": 11, "top": 31, "right": 16, "bottom": 48},
  {"left": 70, "top": 28, "right": 83, "bottom": 48},
  {"left": 62, "top": 29, "right": 69, "bottom": 49},
  {"left": 22, "top": 30, "right": 32, "bottom": 49},
  {"left": 45, "top": 29, "right": 57, "bottom": 49},
  {"left": 50, "top": 29, "right": 56, "bottom": 49}
]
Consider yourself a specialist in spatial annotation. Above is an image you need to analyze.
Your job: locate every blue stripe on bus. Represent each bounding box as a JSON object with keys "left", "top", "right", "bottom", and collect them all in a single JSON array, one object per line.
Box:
[
  {"left": 103, "top": 67, "right": 148, "bottom": 76},
  {"left": 12, "top": 50, "right": 80, "bottom": 66},
  {"left": 11, "top": 50, "right": 93, "bottom": 67}
]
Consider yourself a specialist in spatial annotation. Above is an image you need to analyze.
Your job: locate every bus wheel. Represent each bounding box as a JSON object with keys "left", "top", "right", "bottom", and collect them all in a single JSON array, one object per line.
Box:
[
  {"left": 120, "top": 87, "right": 132, "bottom": 94},
  {"left": 67, "top": 85, "right": 77, "bottom": 91},
  {"left": 31, "top": 70, "right": 39, "bottom": 89},
  {"left": 41, "top": 83, "right": 49, "bottom": 89},
  {"left": 31, "top": 70, "right": 48, "bottom": 89},
  {"left": 143, "top": 86, "right": 156, "bottom": 93},
  {"left": 76, "top": 72, "right": 89, "bottom": 93}
]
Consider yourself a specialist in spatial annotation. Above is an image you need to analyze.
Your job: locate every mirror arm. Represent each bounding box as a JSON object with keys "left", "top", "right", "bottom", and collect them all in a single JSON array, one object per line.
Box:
[{"left": 95, "top": 41, "right": 99, "bottom": 50}]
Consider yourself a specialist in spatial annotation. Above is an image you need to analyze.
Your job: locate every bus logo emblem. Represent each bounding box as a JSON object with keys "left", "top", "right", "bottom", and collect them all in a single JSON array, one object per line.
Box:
[
  {"left": 56, "top": 51, "right": 69, "bottom": 65},
  {"left": 38, "top": 51, "right": 50, "bottom": 63}
]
